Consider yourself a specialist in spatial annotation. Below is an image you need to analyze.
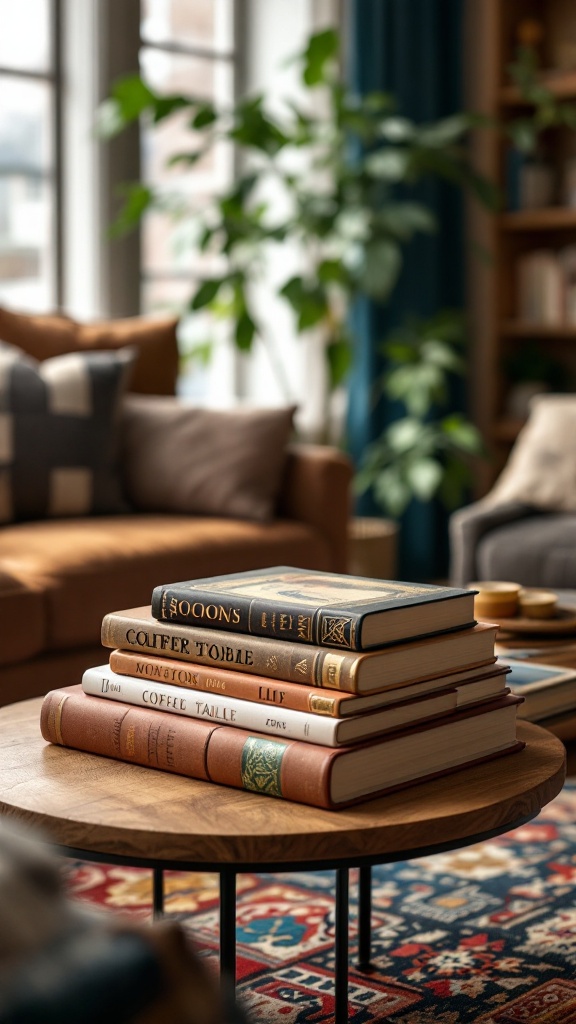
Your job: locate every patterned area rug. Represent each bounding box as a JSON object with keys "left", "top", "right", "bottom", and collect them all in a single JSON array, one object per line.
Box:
[{"left": 65, "top": 782, "right": 576, "bottom": 1023}]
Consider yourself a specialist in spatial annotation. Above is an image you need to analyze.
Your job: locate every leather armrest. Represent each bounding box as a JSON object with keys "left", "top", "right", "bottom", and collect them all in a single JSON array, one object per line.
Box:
[
  {"left": 0, "top": 570, "right": 46, "bottom": 665},
  {"left": 277, "top": 444, "right": 353, "bottom": 572}
]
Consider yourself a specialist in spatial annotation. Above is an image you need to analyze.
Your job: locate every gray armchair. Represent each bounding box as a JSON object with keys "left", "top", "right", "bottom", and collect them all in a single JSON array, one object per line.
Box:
[
  {"left": 449, "top": 395, "right": 576, "bottom": 589},
  {"left": 449, "top": 500, "right": 576, "bottom": 588}
]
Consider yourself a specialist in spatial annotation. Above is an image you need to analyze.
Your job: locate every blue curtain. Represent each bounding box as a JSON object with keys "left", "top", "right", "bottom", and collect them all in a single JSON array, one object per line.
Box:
[{"left": 346, "top": 0, "right": 465, "bottom": 581}]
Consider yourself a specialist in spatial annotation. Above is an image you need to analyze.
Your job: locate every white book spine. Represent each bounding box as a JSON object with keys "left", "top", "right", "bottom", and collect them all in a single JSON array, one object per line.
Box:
[{"left": 81, "top": 665, "right": 341, "bottom": 746}]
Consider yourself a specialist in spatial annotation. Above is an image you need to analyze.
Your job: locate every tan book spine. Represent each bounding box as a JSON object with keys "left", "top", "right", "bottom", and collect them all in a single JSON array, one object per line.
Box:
[
  {"left": 108, "top": 649, "right": 352, "bottom": 716},
  {"left": 101, "top": 608, "right": 498, "bottom": 696},
  {"left": 101, "top": 608, "right": 361, "bottom": 691}
]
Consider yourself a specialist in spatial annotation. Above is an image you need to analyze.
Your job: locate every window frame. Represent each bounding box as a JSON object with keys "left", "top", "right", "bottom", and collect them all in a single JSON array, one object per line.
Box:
[
  {"left": 138, "top": 0, "right": 241, "bottom": 311},
  {"left": 0, "top": 0, "right": 64, "bottom": 309}
]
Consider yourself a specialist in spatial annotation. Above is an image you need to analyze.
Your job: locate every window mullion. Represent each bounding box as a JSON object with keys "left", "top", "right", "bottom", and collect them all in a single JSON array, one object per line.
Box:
[{"left": 52, "top": 0, "right": 64, "bottom": 309}]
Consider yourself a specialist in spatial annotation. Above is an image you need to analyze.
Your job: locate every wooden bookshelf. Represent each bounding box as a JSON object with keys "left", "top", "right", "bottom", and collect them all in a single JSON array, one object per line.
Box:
[
  {"left": 500, "top": 207, "right": 576, "bottom": 229},
  {"left": 501, "top": 320, "right": 576, "bottom": 337},
  {"left": 492, "top": 417, "right": 528, "bottom": 443},
  {"left": 500, "top": 69, "right": 576, "bottom": 105},
  {"left": 466, "top": 0, "right": 576, "bottom": 493}
]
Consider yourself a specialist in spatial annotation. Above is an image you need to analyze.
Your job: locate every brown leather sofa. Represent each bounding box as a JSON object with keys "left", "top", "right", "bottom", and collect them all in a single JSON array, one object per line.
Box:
[{"left": 0, "top": 307, "right": 352, "bottom": 706}]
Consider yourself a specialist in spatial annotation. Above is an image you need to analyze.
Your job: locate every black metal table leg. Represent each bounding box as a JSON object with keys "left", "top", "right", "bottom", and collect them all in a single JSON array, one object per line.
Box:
[
  {"left": 152, "top": 866, "right": 164, "bottom": 919},
  {"left": 334, "top": 868, "right": 349, "bottom": 1024},
  {"left": 357, "top": 864, "right": 372, "bottom": 969},
  {"left": 220, "top": 868, "right": 237, "bottom": 1002}
]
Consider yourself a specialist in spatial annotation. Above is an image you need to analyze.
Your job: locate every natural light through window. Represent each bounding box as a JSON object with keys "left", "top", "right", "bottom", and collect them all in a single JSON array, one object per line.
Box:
[
  {"left": 139, "top": 0, "right": 236, "bottom": 399},
  {"left": 0, "top": 0, "right": 57, "bottom": 311}
]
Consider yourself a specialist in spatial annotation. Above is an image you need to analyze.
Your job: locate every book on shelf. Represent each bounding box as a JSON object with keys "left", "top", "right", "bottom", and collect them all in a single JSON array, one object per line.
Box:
[
  {"left": 101, "top": 606, "right": 497, "bottom": 696},
  {"left": 517, "top": 249, "right": 564, "bottom": 326},
  {"left": 150, "top": 566, "right": 476, "bottom": 651},
  {"left": 516, "top": 245, "right": 576, "bottom": 326},
  {"left": 108, "top": 648, "right": 510, "bottom": 715},
  {"left": 505, "top": 657, "right": 576, "bottom": 721},
  {"left": 82, "top": 664, "right": 467, "bottom": 746},
  {"left": 41, "top": 686, "right": 525, "bottom": 810}
]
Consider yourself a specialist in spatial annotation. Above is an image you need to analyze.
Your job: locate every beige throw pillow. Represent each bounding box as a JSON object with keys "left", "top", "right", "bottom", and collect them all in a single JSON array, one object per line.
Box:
[
  {"left": 120, "top": 396, "right": 296, "bottom": 521},
  {"left": 486, "top": 394, "right": 576, "bottom": 510}
]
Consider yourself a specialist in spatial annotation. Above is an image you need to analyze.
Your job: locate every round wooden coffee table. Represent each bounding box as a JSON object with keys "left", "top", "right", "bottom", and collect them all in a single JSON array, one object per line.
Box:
[{"left": 0, "top": 698, "right": 566, "bottom": 1024}]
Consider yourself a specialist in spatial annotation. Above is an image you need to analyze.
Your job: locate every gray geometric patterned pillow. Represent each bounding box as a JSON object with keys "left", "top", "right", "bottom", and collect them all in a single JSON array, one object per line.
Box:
[{"left": 0, "top": 344, "right": 134, "bottom": 523}]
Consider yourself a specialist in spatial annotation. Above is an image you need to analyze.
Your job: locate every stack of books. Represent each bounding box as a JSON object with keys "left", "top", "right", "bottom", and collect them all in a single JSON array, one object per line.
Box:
[{"left": 40, "top": 567, "right": 525, "bottom": 810}]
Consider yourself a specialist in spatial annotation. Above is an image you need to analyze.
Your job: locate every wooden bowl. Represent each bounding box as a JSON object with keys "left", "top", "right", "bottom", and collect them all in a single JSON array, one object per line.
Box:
[
  {"left": 469, "top": 580, "right": 522, "bottom": 619},
  {"left": 518, "top": 589, "right": 558, "bottom": 619}
]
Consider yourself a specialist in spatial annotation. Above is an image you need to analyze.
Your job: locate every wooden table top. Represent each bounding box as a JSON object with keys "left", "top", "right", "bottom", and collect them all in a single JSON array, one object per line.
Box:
[{"left": 0, "top": 698, "right": 566, "bottom": 868}]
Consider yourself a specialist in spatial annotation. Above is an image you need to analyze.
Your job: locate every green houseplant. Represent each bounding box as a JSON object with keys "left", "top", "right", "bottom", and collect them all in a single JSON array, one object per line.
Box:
[
  {"left": 355, "top": 311, "right": 483, "bottom": 518},
  {"left": 99, "top": 28, "right": 492, "bottom": 521},
  {"left": 506, "top": 40, "right": 576, "bottom": 157}
]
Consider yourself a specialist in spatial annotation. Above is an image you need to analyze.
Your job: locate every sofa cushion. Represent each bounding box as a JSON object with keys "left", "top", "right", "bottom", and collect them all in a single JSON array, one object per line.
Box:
[
  {"left": 120, "top": 396, "right": 296, "bottom": 522},
  {"left": 0, "top": 344, "right": 132, "bottom": 523},
  {"left": 487, "top": 395, "right": 576, "bottom": 511},
  {"left": 0, "top": 515, "right": 333, "bottom": 656},
  {"left": 0, "top": 306, "right": 179, "bottom": 395}
]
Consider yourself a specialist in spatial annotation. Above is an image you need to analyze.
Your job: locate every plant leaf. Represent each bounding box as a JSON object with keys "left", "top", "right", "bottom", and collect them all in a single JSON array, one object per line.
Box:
[
  {"left": 111, "top": 75, "right": 156, "bottom": 121},
  {"left": 189, "top": 278, "right": 225, "bottom": 311},
  {"left": 279, "top": 276, "right": 306, "bottom": 308},
  {"left": 191, "top": 103, "right": 217, "bottom": 129},
  {"left": 374, "top": 468, "right": 411, "bottom": 518},
  {"left": 181, "top": 341, "right": 213, "bottom": 367},
  {"left": 364, "top": 148, "right": 409, "bottom": 181},
  {"left": 386, "top": 417, "right": 422, "bottom": 453},
  {"left": 358, "top": 240, "right": 402, "bottom": 300},
  {"left": 375, "top": 202, "right": 437, "bottom": 239},
  {"left": 302, "top": 29, "right": 339, "bottom": 86},
  {"left": 326, "top": 338, "right": 353, "bottom": 389},
  {"left": 378, "top": 116, "right": 415, "bottom": 142},
  {"left": 167, "top": 149, "right": 206, "bottom": 168},
  {"left": 110, "top": 183, "right": 154, "bottom": 237},
  {"left": 441, "top": 414, "right": 484, "bottom": 453},
  {"left": 406, "top": 457, "right": 443, "bottom": 500},
  {"left": 415, "top": 113, "right": 472, "bottom": 147},
  {"left": 235, "top": 310, "right": 257, "bottom": 350}
]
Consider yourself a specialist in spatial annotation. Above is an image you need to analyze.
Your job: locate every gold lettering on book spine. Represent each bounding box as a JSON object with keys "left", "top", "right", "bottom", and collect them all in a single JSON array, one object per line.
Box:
[
  {"left": 125, "top": 725, "right": 135, "bottom": 758},
  {"left": 297, "top": 615, "right": 312, "bottom": 641},
  {"left": 241, "top": 737, "right": 286, "bottom": 796}
]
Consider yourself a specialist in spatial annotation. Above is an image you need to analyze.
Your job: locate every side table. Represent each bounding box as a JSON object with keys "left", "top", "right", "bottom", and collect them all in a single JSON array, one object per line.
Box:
[{"left": 0, "top": 698, "right": 566, "bottom": 1024}]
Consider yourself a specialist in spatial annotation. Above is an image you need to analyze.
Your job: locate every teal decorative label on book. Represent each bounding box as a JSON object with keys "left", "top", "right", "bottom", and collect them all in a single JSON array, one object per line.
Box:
[{"left": 241, "top": 737, "right": 287, "bottom": 797}]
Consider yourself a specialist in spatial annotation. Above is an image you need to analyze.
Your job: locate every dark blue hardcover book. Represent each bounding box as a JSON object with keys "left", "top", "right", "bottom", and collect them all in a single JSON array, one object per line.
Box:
[{"left": 151, "top": 566, "right": 476, "bottom": 651}]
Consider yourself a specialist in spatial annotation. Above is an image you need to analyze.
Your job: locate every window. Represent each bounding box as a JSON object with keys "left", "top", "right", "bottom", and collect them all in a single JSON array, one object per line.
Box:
[
  {"left": 139, "top": 0, "right": 237, "bottom": 397},
  {"left": 0, "top": 0, "right": 62, "bottom": 311},
  {"left": 0, "top": 0, "right": 336, "bottom": 418}
]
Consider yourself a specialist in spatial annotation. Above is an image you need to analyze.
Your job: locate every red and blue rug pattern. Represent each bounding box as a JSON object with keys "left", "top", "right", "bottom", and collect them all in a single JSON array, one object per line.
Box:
[{"left": 65, "top": 782, "right": 576, "bottom": 1023}]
